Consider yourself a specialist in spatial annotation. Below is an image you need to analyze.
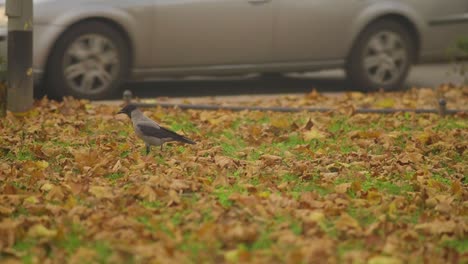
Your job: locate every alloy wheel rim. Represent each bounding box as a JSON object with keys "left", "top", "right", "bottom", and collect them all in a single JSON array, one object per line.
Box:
[
  {"left": 363, "top": 31, "right": 407, "bottom": 86},
  {"left": 63, "top": 34, "right": 120, "bottom": 95}
]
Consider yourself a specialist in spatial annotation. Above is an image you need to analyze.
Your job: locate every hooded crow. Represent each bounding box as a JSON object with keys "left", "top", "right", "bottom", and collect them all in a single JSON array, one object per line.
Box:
[{"left": 118, "top": 104, "right": 195, "bottom": 155}]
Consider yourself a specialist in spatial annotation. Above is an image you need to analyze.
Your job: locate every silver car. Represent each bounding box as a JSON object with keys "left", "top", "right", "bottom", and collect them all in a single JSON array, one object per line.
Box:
[{"left": 0, "top": 0, "right": 467, "bottom": 99}]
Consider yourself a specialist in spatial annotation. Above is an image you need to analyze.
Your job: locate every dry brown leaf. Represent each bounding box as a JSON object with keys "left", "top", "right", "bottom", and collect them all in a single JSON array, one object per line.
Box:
[
  {"left": 334, "top": 183, "right": 351, "bottom": 194},
  {"left": 303, "top": 128, "right": 326, "bottom": 141},
  {"left": 89, "top": 186, "right": 114, "bottom": 199},
  {"left": 137, "top": 185, "right": 158, "bottom": 202},
  {"left": 215, "top": 156, "right": 236, "bottom": 169},
  {"left": 415, "top": 220, "right": 457, "bottom": 235}
]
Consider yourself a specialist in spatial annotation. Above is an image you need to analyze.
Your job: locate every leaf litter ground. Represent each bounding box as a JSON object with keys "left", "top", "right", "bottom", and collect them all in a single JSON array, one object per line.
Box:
[{"left": 0, "top": 88, "right": 467, "bottom": 263}]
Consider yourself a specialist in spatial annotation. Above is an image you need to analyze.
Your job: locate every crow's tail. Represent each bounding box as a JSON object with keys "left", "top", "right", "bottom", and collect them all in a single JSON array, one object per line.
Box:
[{"left": 178, "top": 136, "right": 196, "bottom": 145}]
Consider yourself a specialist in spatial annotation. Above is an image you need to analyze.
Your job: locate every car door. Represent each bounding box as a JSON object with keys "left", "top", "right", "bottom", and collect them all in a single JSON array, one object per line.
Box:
[
  {"left": 273, "top": 0, "right": 363, "bottom": 62},
  {"left": 152, "top": 0, "right": 273, "bottom": 67},
  {"left": 418, "top": 0, "right": 468, "bottom": 58}
]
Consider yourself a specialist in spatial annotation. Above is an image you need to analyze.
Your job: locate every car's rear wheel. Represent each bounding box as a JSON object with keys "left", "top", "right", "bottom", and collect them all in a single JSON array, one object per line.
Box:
[
  {"left": 46, "top": 21, "right": 129, "bottom": 100},
  {"left": 346, "top": 20, "right": 414, "bottom": 91}
]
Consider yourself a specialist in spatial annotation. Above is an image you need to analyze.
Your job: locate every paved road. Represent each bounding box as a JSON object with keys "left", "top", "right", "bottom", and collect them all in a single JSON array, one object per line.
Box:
[{"left": 121, "top": 63, "right": 466, "bottom": 99}]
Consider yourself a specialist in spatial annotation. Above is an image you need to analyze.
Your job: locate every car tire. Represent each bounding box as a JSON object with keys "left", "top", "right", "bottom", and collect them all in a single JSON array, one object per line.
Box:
[
  {"left": 45, "top": 21, "right": 130, "bottom": 100},
  {"left": 346, "top": 20, "right": 415, "bottom": 92}
]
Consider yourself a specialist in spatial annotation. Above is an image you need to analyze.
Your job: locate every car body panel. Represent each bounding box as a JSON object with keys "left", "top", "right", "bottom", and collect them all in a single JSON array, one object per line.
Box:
[
  {"left": 0, "top": 0, "right": 467, "bottom": 82},
  {"left": 416, "top": 0, "right": 468, "bottom": 59},
  {"left": 273, "top": 0, "right": 365, "bottom": 62},
  {"left": 131, "top": 59, "right": 344, "bottom": 79},
  {"left": 152, "top": 0, "right": 274, "bottom": 66},
  {"left": 32, "top": 24, "right": 64, "bottom": 76}
]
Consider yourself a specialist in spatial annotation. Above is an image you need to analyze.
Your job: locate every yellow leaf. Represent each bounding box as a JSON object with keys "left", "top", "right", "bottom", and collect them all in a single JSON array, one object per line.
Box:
[
  {"left": 366, "top": 190, "right": 382, "bottom": 205},
  {"left": 224, "top": 249, "right": 239, "bottom": 263},
  {"left": 199, "top": 111, "right": 226, "bottom": 125},
  {"left": 270, "top": 116, "right": 290, "bottom": 129},
  {"left": 64, "top": 196, "right": 77, "bottom": 209},
  {"left": 308, "top": 211, "right": 325, "bottom": 223},
  {"left": 35, "top": 160, "right": 49, "bottom": 169},
  {"left": 89, "top": 186, "right": 113, "bottom": 199},
  {"left": 374, "top": 98, "right": 396, "bottom": 108},
  {"left": 303, "top": 128, "right": 326, "bottom": 141},
  {"left": 40, "top": 183, "right": 54, "bottom": 192},
  {"left": 24, "top": 196, "right": 39, "bottom": 205},
  {"left": 451, "top": 180, "right": 462, "bottom": 196},
  {"left": 354, "top": 130, "right": 382, "bottom": 139},
  {"left": 84, "top": 104, "right": 94, "bottom": 110},
  {"left": 388, "top": 200, "right": 398, "bottom": 216},
  {"left": 28, "top": 224, "right": 57, "bottom": 239},
  {"left": 368, "top": 256, "right": 403, "bottom": 264},
  {"left": 258, "top": 191, "right": 270, "bottom": 198},
  {"left": 415, "top": 132, "right": 432, "bottom": 145}
]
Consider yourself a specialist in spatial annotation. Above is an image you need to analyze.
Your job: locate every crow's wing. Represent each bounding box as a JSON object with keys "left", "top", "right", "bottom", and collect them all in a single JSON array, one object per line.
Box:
[{"left": 137, "top": 124, "right": 195, "bottom": 144}]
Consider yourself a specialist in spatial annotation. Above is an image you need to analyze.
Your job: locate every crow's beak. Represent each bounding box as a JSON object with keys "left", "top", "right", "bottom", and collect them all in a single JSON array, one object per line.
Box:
[{"left": 117, "top": 110, "right": 125, "bottom": 115}]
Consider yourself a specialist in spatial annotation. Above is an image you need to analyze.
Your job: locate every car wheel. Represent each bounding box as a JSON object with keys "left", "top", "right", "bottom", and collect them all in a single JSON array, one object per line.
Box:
[
  {"left": 346, "top": 20, "right": 414, "bottom": 91},
  {"left": 46, "top": 21, "right": 130, "bottom": 100}
]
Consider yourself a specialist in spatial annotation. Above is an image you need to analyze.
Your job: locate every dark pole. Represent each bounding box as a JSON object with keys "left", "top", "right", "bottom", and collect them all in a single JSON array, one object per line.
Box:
[
  {"left": 6, "top": 0, "right": 33, "bottom": 113},
  {"left": 0, "top": 45, "right": 6, "bottom": 117}
]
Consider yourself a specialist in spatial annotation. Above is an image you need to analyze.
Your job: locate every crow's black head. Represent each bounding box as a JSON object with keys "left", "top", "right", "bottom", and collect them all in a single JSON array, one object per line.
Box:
[{"left": 117, "top": 104, "right": 138, "bottom": 117}]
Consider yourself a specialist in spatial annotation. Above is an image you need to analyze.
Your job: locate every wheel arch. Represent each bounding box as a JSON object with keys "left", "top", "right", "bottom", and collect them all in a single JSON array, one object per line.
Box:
[
  {"left": 43, "top": 17, "right": 134, "bottom": 79},
  {"left": 41, "top": 16, "right": 135, "bottom": 99},
  {"left": 346, "top": 3, "right": 424, "bottom": 64},
  {"left": 357, "top": 14, "right": 420, "bottom": 62}
]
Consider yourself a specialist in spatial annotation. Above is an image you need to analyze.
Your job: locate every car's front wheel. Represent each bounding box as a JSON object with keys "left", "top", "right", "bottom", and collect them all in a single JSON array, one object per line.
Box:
[
  {"left": 45, "top": 21, "right": 130, "bottom": 100},
  {"left": 346, "top": 20, "right": 414, "bottom": 91}
]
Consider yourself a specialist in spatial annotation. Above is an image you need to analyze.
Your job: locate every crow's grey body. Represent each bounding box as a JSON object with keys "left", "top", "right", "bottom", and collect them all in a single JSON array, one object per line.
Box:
[
  {"left": 131, "top": 110, "right": 166, "bottom": 147},
  {"left": 118, "top": 105, "right": 195, "bottom": 154}
]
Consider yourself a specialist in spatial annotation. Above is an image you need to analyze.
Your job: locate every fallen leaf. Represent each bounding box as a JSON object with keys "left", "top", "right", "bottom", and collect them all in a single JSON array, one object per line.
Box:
[
  {"left": 368, "top": 255, "right": 403, "bottom": 264},
  {"left": 335, "top": 183, "right": 351, "bottom": 194},
  {"left": 137, "top": 185, "right": 157, "bottom": 202},
  {"left": 270, "top": 116, "right": 290, "bottom": 129},
  {"left": 89, "top": 186, "right": 114, "bottom": 199},
  {"left": 374, "top": 98, "right": 396, "bottom": 108},
  {"left": 215, "top": 156, "right": 236, "bottom": 168},
  {"left": 415, "top": 220, "right": 457, "bottom": 235},
  {"left": 303, "top": 128, "right": 326, "bottom": 141},
  {"left": 28, "top": 224, "right": 57, "bottom": 239}
]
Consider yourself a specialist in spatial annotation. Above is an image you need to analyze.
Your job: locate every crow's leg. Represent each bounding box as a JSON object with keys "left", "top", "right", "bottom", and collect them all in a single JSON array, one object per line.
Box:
[
  {"left": 145, "top": 144, "right": 151, "bottom": 155},
  {"left": 160, "top": 144, "right": 163, "bottom": 151}
]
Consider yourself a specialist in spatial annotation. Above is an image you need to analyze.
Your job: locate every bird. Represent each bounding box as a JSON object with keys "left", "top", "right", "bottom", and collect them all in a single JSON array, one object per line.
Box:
[{"left": 117, "top": 104, "right": 195, "bottom": 155}]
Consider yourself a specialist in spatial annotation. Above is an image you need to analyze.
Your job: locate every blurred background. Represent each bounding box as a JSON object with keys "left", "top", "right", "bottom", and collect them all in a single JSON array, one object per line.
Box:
[{"left": 0, "top": 0, "right": 467, "bottom": 100}]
